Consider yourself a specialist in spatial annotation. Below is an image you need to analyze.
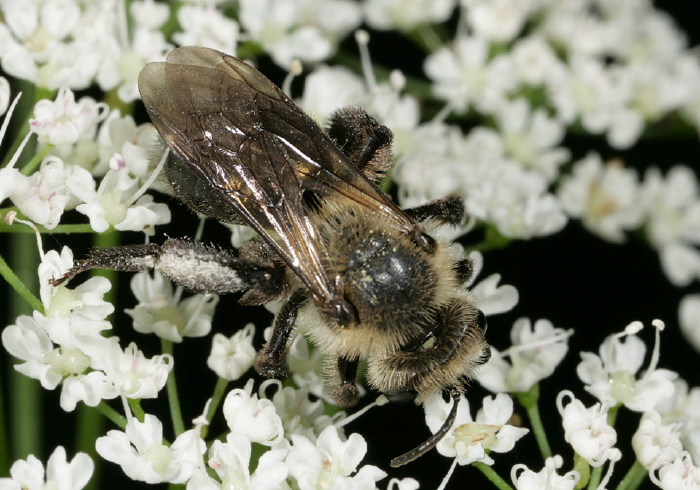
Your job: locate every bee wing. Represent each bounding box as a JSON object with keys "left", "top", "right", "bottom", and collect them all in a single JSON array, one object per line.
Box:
[{"left": 138, "top": 47, "right": 415, "bottom": 309}]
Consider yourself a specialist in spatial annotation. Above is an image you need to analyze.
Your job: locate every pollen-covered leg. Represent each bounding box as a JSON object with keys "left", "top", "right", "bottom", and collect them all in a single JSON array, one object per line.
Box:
[
  {"left": 49, "top": 238, "right": 283, "bottom": 298},
  {"left": 254, "top": 290, "right": 308, "bottom": 379},
  {"left": 403, "top": 194, "right": 465, "bottom": 226}
]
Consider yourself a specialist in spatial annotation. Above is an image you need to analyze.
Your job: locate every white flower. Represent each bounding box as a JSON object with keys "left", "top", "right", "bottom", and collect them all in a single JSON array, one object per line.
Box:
[
  {"left": 425, "top": 392, "right": 528, "bottom": 466},
  {"left": 285, "top": 425, "right": 386, "bottom": 488},
  {"left": 299, "top": 65, "right": 367, "bottom": 124},
  {"left": 0, "top": 76, "right": 10, "bottom": 115},
  {"left": 96, "top": 110, "right": 160, "bottom": 179},
  {"left": 71, "top": 167, "right": 171, "bottom": 234},
  {"left": 464, "top": 251, "right": 519, "bottom": 316},
  {"left": 493, "top": 98, "right": 569, "bottom": 182},
  {"left": 477, "top": 318, "right": 571, "bottom": 394},
  {"left": 577, "top": 321, "right": 677, "bottom": 412},
  {"left": 656, "top": 378, "right": 700, "bottom": 467},
  {"left": 172, "top": 5, "right": 239, "bottom": 54},
  {"left": 632, "top": 410, "right": 683, "bottom": 469},
  {"left": 556, "top": 391, "right": 618, "bottom": 467},
  {"left": 207, "top": 434, "right": 288, "bottom": 490},
  {"left": 30, "top": 88, "right": 108, "bottom": 145},
  {"left": 239, "top": 0, "right": 361, "bottom": 67},
  {"left": 511, "top": 455, "right": 580, "bottom": 490},
  {"left": 462, "top": 0, "right": 533, "bottom": 43},
  {"left": 261, "top": 380, "right": 338, "bottom": 441},
  {"left": 557, "top": 153, "right": 645, "bottom": 243},
  {"left": 510, "top": 35, "right": 566, "bottom": 87},
  {"left": 126, "top": 270, "right": 218, "bottom": 342},
  {"left": 641, "top": 166, "right": 700, "bottom": 286},
  {"left": 679, "top": 294, "right": 700, "bottom": 353},
  {"left": 650, "top": 452, "right": 700, "bottom": 489},
  {"left": 222, "top": 379, "right": 284, "bottom": 446},
  {"left": 424, "top": 36, "right": 516, "bottom": 114},
  {"left": 96, "top": 414, "right": 205, "bottom": 484},
  {"left": 98, "top": 341, "right": 173, "bottom": 399},
  {"left": 363, "top": 0, "right": 456, "bottom": 31},
  {"left": 0, "top": 446, "right": 93, "bottom": 490},
  {"left": 207, "top": 324, "right": 256, "bottom": 381}
]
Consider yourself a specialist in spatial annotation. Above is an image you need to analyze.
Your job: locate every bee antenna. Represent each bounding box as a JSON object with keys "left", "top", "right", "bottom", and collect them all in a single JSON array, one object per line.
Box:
[{"left": 390, "top": 388, "right": 461, "bottom": 467}]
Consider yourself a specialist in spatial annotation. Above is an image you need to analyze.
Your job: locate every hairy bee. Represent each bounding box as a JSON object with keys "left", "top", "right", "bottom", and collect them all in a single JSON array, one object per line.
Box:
[{"left": 51, "top": 47, "right": 491, "bottom": 467}]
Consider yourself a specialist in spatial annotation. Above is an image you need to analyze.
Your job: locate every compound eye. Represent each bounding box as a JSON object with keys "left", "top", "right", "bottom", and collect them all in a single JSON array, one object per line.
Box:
[
  {"left": 476, "top": 309, "right": 487, "bottom": 333},
  {"left": 385, "top": 390, "right": 418, "bottom": 403}
]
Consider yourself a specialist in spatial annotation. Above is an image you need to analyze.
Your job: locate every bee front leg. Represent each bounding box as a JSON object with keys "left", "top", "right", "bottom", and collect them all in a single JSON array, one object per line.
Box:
[
  {"left": 254, "top": 290, "right": 308, "bottom": 379},
  {"left": 331, "top": 356, "right": 360, "bottom": 407},
  {"left": 403, "top": 194, "right": 465, "bottom": 226}
]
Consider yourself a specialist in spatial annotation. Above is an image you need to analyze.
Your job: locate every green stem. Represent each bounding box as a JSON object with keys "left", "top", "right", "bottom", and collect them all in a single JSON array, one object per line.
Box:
[
  {"left": 95, "top": 401, "right": 127, "bottom": 430},
  {"left": 162, "top": 339, "right": 185, "bottom": 436},
  {"left": 0, "top": 362, "right": 9, "bottom": 475},
  {"left": 201, "top": 377, "right": 229, "bottom": 439},
  {"left": 8, "top": 233, "right": 42, "bottom": 461},
  {"left": 0, "top": 251, "right": 43, "bottom": 313},
  {"left": 20, "top": 144, "right": 52, "bottom": 176},
  {"left": 516, "top": 384, "right": 552, "bottom": 460},
  {"left": 0, "top": 221, "right": 95, "bottom": 234},
  {"left": 473, "top": 461, "right": 514, "bottom": 490},
  {"left": 616, "top": 460, "right": 648, "bottom": 490}
]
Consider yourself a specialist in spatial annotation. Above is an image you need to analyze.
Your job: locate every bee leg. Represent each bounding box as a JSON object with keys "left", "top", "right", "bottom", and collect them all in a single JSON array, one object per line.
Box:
[
  {"left": 49, "top": 238, "right": 283, "bottom": 297},
  {"left": 327, "top": 107, "right": 394, "bottom": 182},
  {"left": 254, "top": 290, "right": 308, "bottom": 379},
  {"left": 331, "top": 356, "right": 360, "bottom": 407},
  {"left": 403, "top": 194, "right": 465, "bottom": 225}
]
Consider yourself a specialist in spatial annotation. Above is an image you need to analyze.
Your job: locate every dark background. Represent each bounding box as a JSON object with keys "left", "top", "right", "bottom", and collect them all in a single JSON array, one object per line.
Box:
[{"left": 1, "top": 1, "right": 699, "bottom": 489}]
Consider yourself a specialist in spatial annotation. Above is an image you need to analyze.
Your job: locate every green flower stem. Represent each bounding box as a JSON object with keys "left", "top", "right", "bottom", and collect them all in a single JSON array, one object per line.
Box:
[
  {"left": 473, "top": 461, "right": 514, "bottom": 490},
  {"left": 95, "top": 401, "right": 127, "bottom": 430},
  {"left": 20, "top": 144, "right": 52, "bottom": 176},
  {"left": 201, "top": 377, "right": 230, "bottom": 439},
  {"left": 0, "top": 364, "right": 7, "bottom": 475},
  {"left": 162, "top": 339, "right": 185, "bottom": 435},
  {"left": 587, "top": 464, "right": 603, "bottom": 490},
  {"left": 7, "top": 232, "right": 42, "bottom": 461},
  {"left": 128, "top": 398, "right": 146, "bottom": 422},
  {"left": 516, "top": 384, "right": 552, "bottom": 460},
  {"left": 617, "top": 460, "right": 648, "bottom": 490},
  {"left": 0, "top": 220, "right": 95, "bottom": 234},
  {"left": 0, "top": 251, "right": 43, "bottom": 313},
  {"left": 572, "top": 454, "right": 590, "bottom": 489}
]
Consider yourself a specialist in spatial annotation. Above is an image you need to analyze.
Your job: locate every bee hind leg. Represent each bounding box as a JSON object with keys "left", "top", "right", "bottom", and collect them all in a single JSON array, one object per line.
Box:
[{"left": 403, "top": 194, "right": 465, "bottom": 226}]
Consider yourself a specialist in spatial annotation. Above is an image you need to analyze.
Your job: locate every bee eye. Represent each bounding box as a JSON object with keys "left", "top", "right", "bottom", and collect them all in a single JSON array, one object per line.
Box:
[{"left": 385, "top": 390, "right": 418, "bottom": 403}]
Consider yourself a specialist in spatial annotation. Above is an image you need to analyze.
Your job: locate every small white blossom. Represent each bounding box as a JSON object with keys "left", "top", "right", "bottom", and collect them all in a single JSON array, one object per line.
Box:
[
  {"left": 239, "top": 0, "right": 361, "bottom": 67},
  {"left": 577, "top": 321, "right": 677, "bottom": 412},
  {"left": 222, "top": 379, "right": 284, "bottom": 446},
  {"left": 30, "top": 88, "right": 108, "bottom": 145},
  {"left": 464, "top": 251, "right": 519, "bottom": 316},
  {"left": 556, "top": 391, "right": 618, "bottom": 467},
  {"left": 299, "top": 65, "right": 367, "bottom": 124},
  {"left": 641, "top": 165, "right": 700, "bottom": 286},
  {"left": 493, "top": 98, "right": 570, "bottom": 182},
  {"left": 207, "top": 434, "right": 288, "bottom": 490},
  {"left": 650, "top": 451, "right": 700, "bottom": 490},
  {"left": 207, "top": 324, "right": 256, "bottom": 381},
  {"left": 261, "top": 380, "right": 339, "bottom": 441},
  {"left": 71, "top": 167, "right": 171, "bottom": 234},
  {"left": 173, "top": 5, "right": 239, "bottom": 54},
  {"left": 96, "top": 414, "right": 205, "bottom": 484},
  {"left": 461, "top": 0, "right": 534, "bottom": 43},
  {"left": 632, "top": 410, "right": 683, "bottom": 469},
  {"left": 680, "top": 294, "right": 700, "bottom": 353},
  {"left": 557, "top": 153, "right": 645, "bottom": 243},
  {"left": 511, "top": 455, "right": 580, "bottom": 490},
  {"left": 424, "top": 36, "right": 516, "bottom": 114},
  {"left": 0, "top": 446, "right": 93, "bottom": 490},
  {"left": 477, "top": 318, "right": 571, "bottom": 394},
  {"left": 425, "top": 392, "right": 528, "bottom": 466},
  {"left": 126, "top": 270, "right": 218, "bottom": 342},
  {"left": 0, "top": 76, "right": 10, "bottom": 115},
  {"left": 363, "top": 0, "right": 455, "bottom": 31},
  {"left": 285, "top": 425, "right": 386, "bottom": 488},
  {"left": 98, "top": 341, "right": 173, "bottom": 399}
]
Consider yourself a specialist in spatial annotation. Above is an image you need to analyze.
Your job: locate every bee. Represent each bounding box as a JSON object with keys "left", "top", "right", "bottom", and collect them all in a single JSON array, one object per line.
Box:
[{"left": 51, "top": 47, "right": 491, "bottom": 467}]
